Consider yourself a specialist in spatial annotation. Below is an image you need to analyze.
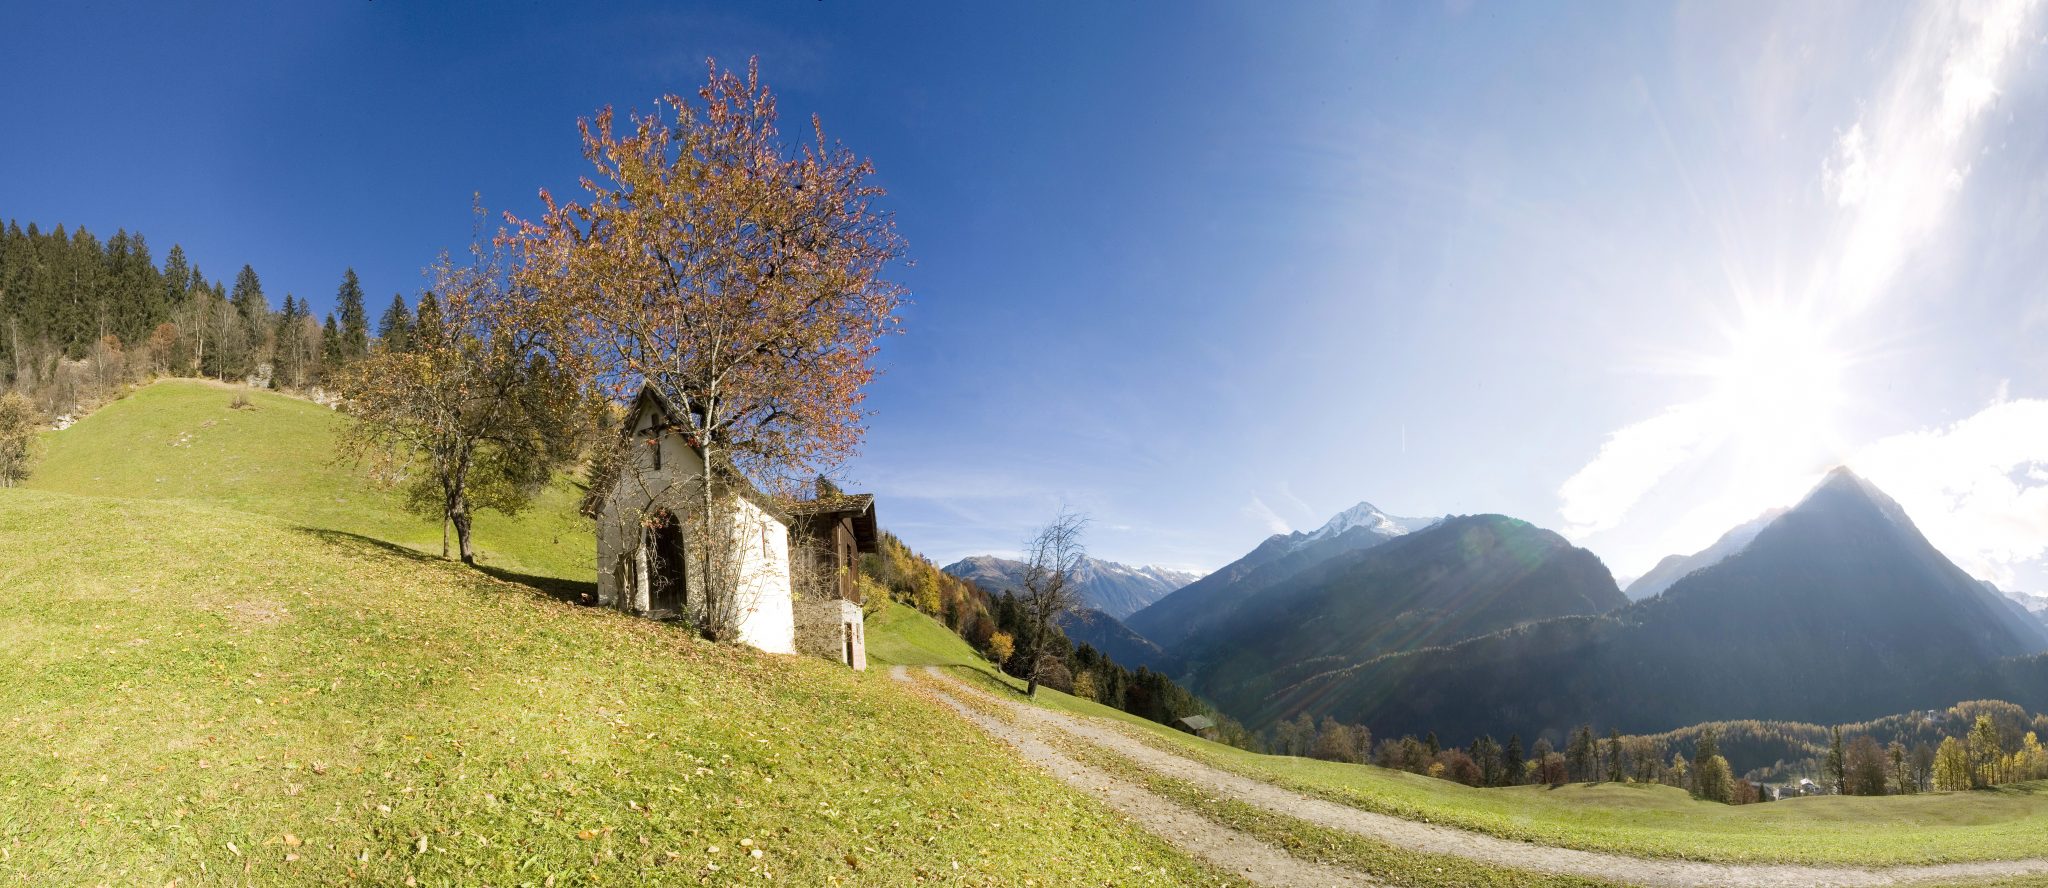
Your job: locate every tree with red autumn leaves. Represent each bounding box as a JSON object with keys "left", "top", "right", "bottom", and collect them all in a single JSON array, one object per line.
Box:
[{"left": 511, "top": 58, "right": 907, "bottom": 639}]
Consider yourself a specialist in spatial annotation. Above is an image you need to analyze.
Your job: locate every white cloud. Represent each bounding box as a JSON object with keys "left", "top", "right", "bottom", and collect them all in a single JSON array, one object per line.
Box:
[
  {"left": 1244, "top": 495, "right": 1292, "bottom": 535},
  {"left": 1850, "top": 398, "right": 2048, "bottom": 586},
  {"left": 1558, "top": 401, "right": 1720, "bottom": 537},
  {"left": 1824, "top": 123, "right": 1870, "bottom": 207},
  {"left": 1829, "top": 0, "right": 2036, "bottom": 313},
  {"left": 1558, "top": 0, "right": 2041, "bottom": 540}
]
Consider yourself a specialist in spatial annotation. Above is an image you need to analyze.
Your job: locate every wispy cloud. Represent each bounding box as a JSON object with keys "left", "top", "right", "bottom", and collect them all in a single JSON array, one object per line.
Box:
[
  {"left": 1827, "top": 0, "right": 2037, "bottom": 314},
  {"left": 1244, "top": 495, "right": 1292, "bottom": 535},
  {"left": 1851, "top": 396, "right": 2048, "bottom": 587},
  {"left": 1557, "top": 0, "right": 2040, "bottom": 539},
  {"left": 1559, "top": 402, "right": 1719, "bottom": 537}
]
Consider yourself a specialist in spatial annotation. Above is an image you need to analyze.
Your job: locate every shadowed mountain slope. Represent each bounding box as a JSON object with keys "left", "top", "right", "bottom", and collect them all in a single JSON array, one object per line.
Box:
[{"left": 1258, "top": 469, "right": 2048, "bottom": 740}]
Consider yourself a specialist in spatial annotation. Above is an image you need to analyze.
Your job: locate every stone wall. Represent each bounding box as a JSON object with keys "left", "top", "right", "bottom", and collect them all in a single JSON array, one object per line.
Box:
[{"left": 795, "top": 598, "right": 867, "bottom": 671}]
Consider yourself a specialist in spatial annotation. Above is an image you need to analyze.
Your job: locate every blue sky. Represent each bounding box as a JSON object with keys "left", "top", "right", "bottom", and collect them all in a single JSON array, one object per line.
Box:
[{"left": 5, "top": 2, "right": 2047, "bottom": 592}]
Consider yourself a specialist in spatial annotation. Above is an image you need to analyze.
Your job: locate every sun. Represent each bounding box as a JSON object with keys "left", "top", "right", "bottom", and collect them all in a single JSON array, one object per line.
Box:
[{"left": 1706, "top": 301, "right": 1851, "bottom": 435}]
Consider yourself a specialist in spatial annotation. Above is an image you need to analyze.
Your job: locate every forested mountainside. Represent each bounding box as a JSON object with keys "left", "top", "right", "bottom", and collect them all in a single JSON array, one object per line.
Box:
[
  {"left": 1126, "top": 501, "right": 1433, "bottom": 647},
  {"left": 1181, "top": 514, "right": 1625, "bottom": 720}
]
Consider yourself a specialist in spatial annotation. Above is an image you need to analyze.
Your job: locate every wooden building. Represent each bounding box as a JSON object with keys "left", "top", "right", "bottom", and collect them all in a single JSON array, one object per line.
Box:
[{"left": 787, "top": 477, "right": 879, "bottom": 670}]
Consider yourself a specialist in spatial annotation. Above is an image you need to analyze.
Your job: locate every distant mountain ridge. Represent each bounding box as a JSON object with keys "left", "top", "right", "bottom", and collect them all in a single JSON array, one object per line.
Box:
[
  {"left": 1623, "top": 508, "right": 1784, "bottom": 601},
  {"left": 1056, "top": 608, "right": 1180, "bottom": 674},
  {"left": 941, "top": 554, "right": 1202, "bottom": 620},
  {"left": 1988, "top": 581, "right": 2048, "bottom": 617},
  {"left": 1254, "top": 468, "right": 2048, "bottom": 741},
  {"left": 1125, "top": 500, "right": 1436, "bottom": 647},
  {"left": 1181, "top": 513, "right": 1627, "bottom": 719}
]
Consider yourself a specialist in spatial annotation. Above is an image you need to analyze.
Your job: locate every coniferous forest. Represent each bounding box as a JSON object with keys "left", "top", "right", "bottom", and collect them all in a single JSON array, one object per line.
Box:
[{"left": 0, "top": 218, "right": 374, "bottom": 412}]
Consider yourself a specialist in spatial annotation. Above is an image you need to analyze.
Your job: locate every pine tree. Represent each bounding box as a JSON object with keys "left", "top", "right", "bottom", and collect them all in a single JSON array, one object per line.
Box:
[
  {"left": 161, "top": 244, "right": 192, "bottom": 311},
  {"left": 230, "top": 265, "right": 266, "bottom": 327},
  {"left": 226, "top": 265, "right": 269, "bottom": 377},
  {"left": 377, "top": 293, "right": 412, "bottom": 353},
  {"left": 336, "top": 268, "right": 369, "bottom": 361},
  {"left": 1504, "top": 734, "right": 1524, "bottom": 785},
  {"left": 1567, "top": 724, "right": 1596, "bottom": 782},
  {"left": 321, "top": 314, "right": 343, "bottom": 368}
]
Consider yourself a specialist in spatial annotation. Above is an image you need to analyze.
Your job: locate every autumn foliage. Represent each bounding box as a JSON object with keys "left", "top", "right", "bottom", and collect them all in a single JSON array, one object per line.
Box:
[{"left": 511, "top": 58, "right": 907, "bottom": 496}]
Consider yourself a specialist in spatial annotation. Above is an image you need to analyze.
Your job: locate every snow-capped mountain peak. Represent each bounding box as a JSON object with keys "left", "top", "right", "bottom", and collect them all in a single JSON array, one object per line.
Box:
[{"left": 1305, "top": 501, "right": 1435, "bottom": 542}]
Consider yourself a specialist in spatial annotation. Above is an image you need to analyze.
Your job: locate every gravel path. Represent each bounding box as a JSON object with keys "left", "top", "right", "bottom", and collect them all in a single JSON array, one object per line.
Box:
[
  {"left": 888, "top": 665, "right": 1378, "bottom": 886},
  {"left": 921, "top": 666, "right": 2048, "bottom": 888}
]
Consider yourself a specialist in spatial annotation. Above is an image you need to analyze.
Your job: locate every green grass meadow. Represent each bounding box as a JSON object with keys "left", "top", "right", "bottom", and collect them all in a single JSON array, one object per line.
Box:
[
  {"left": 874, "top": 600, "right": 2048, "bottom": 867},
  {"left": 9, "top": 378, "right": 2048, "bottom": 886},
  {"left": 0, "top": 382, "right": 1242, "bottom": 886}
]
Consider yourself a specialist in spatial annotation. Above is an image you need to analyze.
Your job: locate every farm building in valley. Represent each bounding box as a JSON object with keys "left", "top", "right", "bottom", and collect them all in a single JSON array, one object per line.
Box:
[{"left": 593, "top": 384, "right": 876, "bottom": 668}]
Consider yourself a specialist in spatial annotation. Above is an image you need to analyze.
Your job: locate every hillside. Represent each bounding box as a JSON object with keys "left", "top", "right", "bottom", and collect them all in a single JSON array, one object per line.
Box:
[
  {"left": 942, "top": 553, "right": 1199, "bottom": 619},
  {"left": 1182, "top": 514, "right": 1625, "bottom": 719},
  {"left": 1127, "top": 499, "right": 1433, "bottom": 648},
  {"left": 1262, "top": 469, "right": 2048, "bottom": 741},
  {"left": 23, "top": 379, "right": 592, "bottom": 583},
  {"left": 0, "top": 382, "right": 1236, "bottom": 885},
  {"left": 1057, "top": 607, "right": 1181, "bottom": 674}
]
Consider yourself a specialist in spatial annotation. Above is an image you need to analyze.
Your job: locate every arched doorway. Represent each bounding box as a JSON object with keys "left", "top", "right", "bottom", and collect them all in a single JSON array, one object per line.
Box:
[{"left": 648, "top": 510, "right": 688, "bottom": 617}]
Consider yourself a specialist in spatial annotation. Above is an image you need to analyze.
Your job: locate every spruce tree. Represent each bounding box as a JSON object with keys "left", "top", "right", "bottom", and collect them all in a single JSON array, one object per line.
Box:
[
  {"left": 322, "top": 314, "right": 344, "bottom": 369},
  {"left": 377, "top": 293, "right": 412, "bottom": 353},
  {"left": 336, "top": 269, "right": 369, "bottom": 360},
  {"left": 161, "top": 244, "right": 192, "bottom": 310},
  {"left": 230, "top": 265, "right": 266, "bottom": 326},
  {"left": 1504, "top": 734, "right": 1524, "bottom": 784}
]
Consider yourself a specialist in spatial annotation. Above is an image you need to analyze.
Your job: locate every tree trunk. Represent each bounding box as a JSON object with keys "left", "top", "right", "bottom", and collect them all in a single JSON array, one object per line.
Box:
[
  {"left": 1024, "top": 615, "right": 1043, "bottom": 697},
  {"left": 700, "top": 442, "right": 723, "bottom": 641},
  {"left": 452, "top": 499, "right": 476, "bottom": 565}
]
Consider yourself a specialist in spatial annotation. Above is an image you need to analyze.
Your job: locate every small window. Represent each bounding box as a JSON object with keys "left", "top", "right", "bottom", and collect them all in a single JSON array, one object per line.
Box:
[
  {"left": 761, "top": 525, "right": 770, "bottom": 558},
  {"left": 649, "top": 435, "right": 662, "bottom": 470}
]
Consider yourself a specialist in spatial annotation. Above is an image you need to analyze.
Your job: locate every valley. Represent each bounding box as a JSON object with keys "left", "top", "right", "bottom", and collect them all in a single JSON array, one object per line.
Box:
[{"left": 13, "top": 381, "right": 2048, "bottom": 886}]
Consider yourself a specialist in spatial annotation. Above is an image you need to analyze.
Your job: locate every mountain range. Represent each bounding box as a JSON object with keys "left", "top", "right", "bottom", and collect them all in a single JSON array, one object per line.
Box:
[
  {"left": 941, "top": 554, "right": 1203, "bottom": 620},
  {"left": 1246, "top": 468, "right": 2048, "bottom": 741},
  {"left": 1124, "top": 502, "right": 1436, "bottom": 647},
  {"left": 1176, "top": 513, "right": 1628, "bottom": 719}
]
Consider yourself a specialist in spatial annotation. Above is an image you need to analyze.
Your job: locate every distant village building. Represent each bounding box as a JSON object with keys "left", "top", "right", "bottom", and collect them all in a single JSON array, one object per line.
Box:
[{"left": 593, "top": 384, "right": 876, "bottom": 669}]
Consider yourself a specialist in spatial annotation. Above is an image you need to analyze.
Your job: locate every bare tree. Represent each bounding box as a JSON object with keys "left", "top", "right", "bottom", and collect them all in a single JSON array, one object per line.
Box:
[{"left": 1017, "top": 509, "right": 1087, "bottom": 697}]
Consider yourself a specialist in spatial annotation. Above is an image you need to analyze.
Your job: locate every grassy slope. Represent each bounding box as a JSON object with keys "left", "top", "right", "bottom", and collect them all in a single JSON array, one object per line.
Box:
[
  {"left": 24, "top": 379, "right": 592, "bottom": 584},
  {"left": 867, "top": 605, "right": 2048, "bottom": 866},
  {"left": 0, "top": 381, "right": 1242, "bottom": 886}
]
